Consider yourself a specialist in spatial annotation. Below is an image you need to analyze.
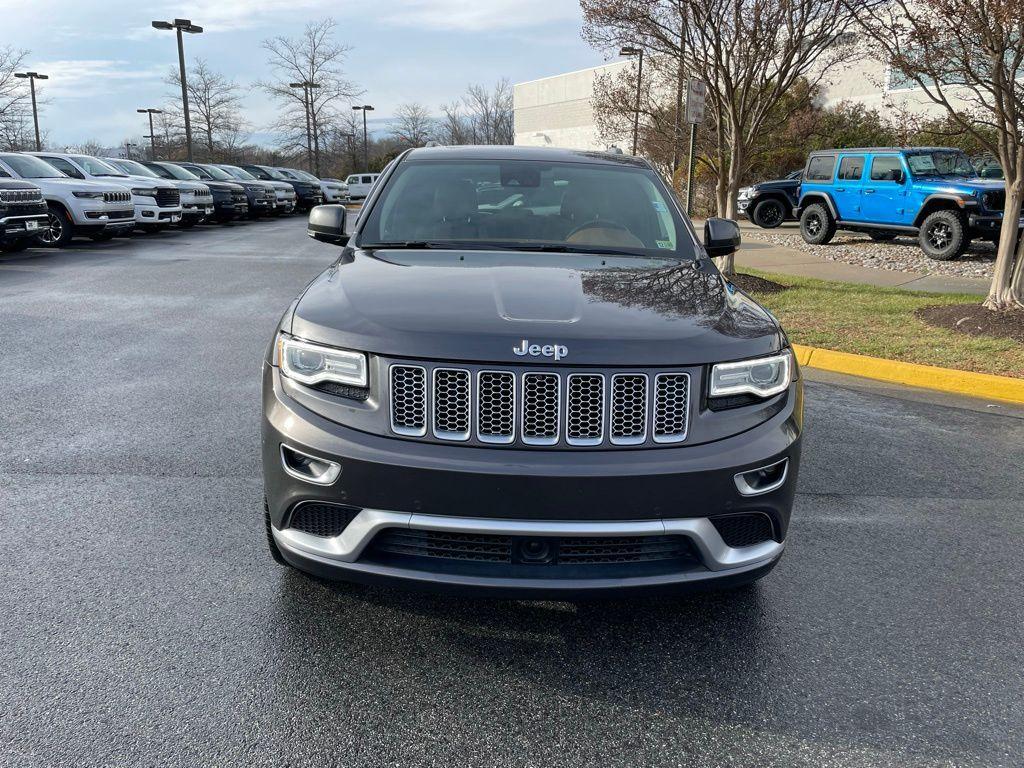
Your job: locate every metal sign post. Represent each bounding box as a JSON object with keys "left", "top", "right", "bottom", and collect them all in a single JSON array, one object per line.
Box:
[{"left": 684, "top": 78, "right": 706, "bottom": 217}]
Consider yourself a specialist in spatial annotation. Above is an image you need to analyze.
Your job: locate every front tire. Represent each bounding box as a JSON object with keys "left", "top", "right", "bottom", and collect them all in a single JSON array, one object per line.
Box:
[
  {"left": 37, "top": 206, "right": 73, "bottom": 248},
  {"left": 752, "top": 198, "right": 786, "bottom": 229},
  {"left": 799, "top": 203, "right": 837, "bottom": 245},
  {"left": 919, "top": 210, "right": 968, "bottom": 260}
]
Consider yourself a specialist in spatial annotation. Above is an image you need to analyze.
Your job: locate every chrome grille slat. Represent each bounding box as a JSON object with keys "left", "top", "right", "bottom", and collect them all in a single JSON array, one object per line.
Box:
[
  {"left": 653, "top": 373, "right": 690, "bottom": 443},
  {"left": 386, "top": 365, "right": 690, "bottom": 448},
  {"left": 566, "top": 374, "right": 604, "bottom": 446},
  {"left": 521, "top": 373, "right": 560, "bottom": 446},
  {"left": 390, "top": 365, "right": 427, "bottom": 437},
  {"left": 432, "top": 368, "right": 471, "bottom": 441},
  {"left": 477, "top": 371, "right": 515, "bottom": 444},
  {"left": 610, "top": 374, "right": 648, "bottom": 445}
]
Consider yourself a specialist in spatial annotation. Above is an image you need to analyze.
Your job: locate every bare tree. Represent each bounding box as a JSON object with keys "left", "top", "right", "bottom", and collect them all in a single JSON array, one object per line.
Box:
[
  {"left": 846, "top": 0, "right": 1024, "bottom": 309},
  {"left": 166, "top": 59, "right": 247, "bottom": 162},
  {"left": 0, "top": 46, "right": 32, "bottom": 150},
  {"left": 391, "top": 102, "right": 434, "bottom": 148},
  {"left": 581, "top": 0, "right": 864, "bottom": 273},
  {"left": 260, "top": 18, "right": 360, "bottom": 175},
  {"left": 433, "top": 81, "right": 514, "bottom": 146}
]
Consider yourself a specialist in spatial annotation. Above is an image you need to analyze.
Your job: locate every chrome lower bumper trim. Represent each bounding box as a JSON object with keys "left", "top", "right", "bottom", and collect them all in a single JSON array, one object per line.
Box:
[{"left": 272, "top": 510, "right": 784, "bottom": 572}]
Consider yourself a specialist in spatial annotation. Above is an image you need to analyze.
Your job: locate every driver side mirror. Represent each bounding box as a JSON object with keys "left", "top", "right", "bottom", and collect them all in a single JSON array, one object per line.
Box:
[
  {"left": 704, "top": 217, "right": 741, "bottom": 258},
  {"left": 307, "top": 204, "right": 349, "bottom": 246},
  {"left": 893, "top": 168, "right": 906, "bottom": 184}
]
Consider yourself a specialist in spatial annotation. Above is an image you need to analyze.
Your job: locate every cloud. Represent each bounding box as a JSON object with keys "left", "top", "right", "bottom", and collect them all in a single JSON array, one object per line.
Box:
[
  {"left": 29, "top": 60, "right": 167, "bottom": 99},
  {"left": 376, "top": 0, "right": 581, "bottom": 31}
]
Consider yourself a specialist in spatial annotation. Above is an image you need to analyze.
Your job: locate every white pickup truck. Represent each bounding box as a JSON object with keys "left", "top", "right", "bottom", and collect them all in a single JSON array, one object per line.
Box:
[
  {"left": 32, "top": 152, "right": 183, "bottom": 234},
  {"left": 104, "top": 157, "right": 213, "bottom": 228},
  {"left": 0, "top": 152, "right": 135, "bottom": 246}
]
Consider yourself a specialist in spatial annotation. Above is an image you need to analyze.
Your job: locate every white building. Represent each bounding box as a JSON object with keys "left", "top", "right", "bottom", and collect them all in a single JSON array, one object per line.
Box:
[{"left": 513, "top": 57, "right": 947, "bottom": 151}]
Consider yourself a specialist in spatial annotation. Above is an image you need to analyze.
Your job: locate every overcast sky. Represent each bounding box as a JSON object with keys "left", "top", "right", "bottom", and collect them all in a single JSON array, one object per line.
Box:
[{"left": 4, "top": 0, "right": 603, "bottom": 147}]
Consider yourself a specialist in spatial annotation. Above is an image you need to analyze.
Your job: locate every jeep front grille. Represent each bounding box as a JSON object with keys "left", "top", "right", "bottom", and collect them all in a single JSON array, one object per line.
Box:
[
  {"left": 388, "top": 363, "right": 690, "bottom": 449},
  {"left": 103, "top": 190, "right": 131, "bottom": 204},
  {"left": 155, "top": 188, "right": 180, "bottom": 207}
]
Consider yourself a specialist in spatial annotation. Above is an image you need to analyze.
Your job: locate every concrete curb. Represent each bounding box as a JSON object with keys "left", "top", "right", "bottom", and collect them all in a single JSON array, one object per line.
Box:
[{"left": 792, "top": 344, "right": 1024, "bottom": 404}]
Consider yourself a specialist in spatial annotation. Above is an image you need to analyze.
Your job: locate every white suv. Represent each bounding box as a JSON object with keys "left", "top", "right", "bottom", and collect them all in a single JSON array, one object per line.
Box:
[
  {"left": 0, "top": 153, "right": 134, "bottom": 246},
  {"left": 283, "top": 168, "right": 347, "bottom": 203},
  {"left": 104, "top": 157, "right": 213, "bottom": 228},
  {"left": 344, "top": 173, "right": 380, "bottom": 201},
  {"left": 32, "top": 152, "right": 182, "bottom": 233}
]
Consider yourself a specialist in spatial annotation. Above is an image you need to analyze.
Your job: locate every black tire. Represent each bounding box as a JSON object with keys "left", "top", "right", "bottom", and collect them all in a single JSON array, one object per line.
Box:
[
  {"left": 799, "top": 203, "right": 837, "bottom": 245},
  {"left": 869, "top": 231, "right": 897, "bottom": 242},
  {"left": 752, "top": 197, "right": 787, "bottom": 229},
  {"left": 37, "top": 206, "right": 73, "bottom": 248},
  {"left": 178, "top": 217, "right": 197, "bottom": 229},
  {"left": 1, "top": 238, "right": 31, "bottom": 253},
  {"left": 918, "top": 210, "right": 969, "bottom": 261},
  {"left": 265, "top": 498, "right": 290, "bottom": 567}
]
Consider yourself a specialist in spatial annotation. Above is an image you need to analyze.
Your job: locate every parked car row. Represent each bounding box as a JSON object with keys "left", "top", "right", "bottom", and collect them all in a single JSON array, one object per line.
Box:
[
  {"left": 737, "top": 146, "right": 1015, "bottom": 261},
  {"left": 0, "top": 152, "right": 340, "bottom": 250}
]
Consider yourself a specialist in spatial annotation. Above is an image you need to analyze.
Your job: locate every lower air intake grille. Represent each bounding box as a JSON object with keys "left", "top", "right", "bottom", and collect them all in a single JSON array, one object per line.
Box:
[
  {"left": 367, "top": 530, "right": 696, "bottom": 566},
  {"left": 288, "top": 502, "right": 360, "bottom": 538},
  {"left": 711, "top": 513, "right": 775, "bottom": 548}
]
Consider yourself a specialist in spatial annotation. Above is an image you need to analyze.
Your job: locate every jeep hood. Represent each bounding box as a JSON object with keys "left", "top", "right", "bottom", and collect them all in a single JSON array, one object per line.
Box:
[
  {"left": 914, "top": 177, "right": 1005, "bottom": 194},
  {"left": 289, "top": 249, "right": 783, "bottom": 366}
]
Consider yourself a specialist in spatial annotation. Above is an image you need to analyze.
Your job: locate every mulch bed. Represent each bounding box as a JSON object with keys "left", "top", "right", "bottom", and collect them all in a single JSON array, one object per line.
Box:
[
  {"left": 730, "top": 272, "right": 788, "bottom": 294},
  {"left": 916, "top": 303, "right": 1024, "bottom": 344}
]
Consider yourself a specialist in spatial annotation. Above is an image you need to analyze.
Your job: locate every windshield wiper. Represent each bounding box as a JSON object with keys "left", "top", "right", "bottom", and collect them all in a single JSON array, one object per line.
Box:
[{"left": 359, "top": 241, "right": 443, "bottom": 249}]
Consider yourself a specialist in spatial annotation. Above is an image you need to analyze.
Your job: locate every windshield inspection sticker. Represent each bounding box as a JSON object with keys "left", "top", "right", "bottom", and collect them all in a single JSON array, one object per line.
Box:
[
  {"left": 652, "top": 201, "right": 668, "bottom": 212},
  {"left": 656, "top": 240, "right": 673, "bottom": 249}
]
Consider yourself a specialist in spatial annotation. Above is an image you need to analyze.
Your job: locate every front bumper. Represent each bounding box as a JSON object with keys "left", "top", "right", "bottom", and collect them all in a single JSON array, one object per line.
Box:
[
  {"left": 262, "top": 364, "right": 802, "bottom": 596},
  {"left": 1, "top": 212, "right": 49, "bottom": 240},
  {"left": 968, "top": 213, "right": 1024, "bottom": 233},
  {"left": 181, "top": 203, "right": 215, "bottom": 218},
  {"left": 134, "top": 203, "right": 183, "bottom": 225}
]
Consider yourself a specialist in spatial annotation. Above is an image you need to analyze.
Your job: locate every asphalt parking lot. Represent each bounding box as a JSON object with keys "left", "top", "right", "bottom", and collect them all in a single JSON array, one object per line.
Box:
[{"left": 1, "top": 217, "right": 1022, "bottom": 768}]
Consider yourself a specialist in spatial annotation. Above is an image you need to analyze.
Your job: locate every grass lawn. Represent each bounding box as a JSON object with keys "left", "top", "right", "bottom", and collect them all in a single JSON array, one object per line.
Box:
[{"left": 742, "top": 270, "right": 1024, "bottom": 379}]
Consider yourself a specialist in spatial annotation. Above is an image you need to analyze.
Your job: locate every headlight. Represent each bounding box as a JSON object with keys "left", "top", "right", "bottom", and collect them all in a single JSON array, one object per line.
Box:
[
  {"left": 738, "top": 187, "right": 753, "bottom": 200},
  {"left": 73, "top": 191, "right": 105, "bottom": 199},
  {"left": 710, "top": 350, "right": 792, "bottom": 398},
  {"left": 131, "top": 187, "right": 158, "bottom": 197},
  {"left": 277, "top": 334, "right": 368, "bottom": 387}
]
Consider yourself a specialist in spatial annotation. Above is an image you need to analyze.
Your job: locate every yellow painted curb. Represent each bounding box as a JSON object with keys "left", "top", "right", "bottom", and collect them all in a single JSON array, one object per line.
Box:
[{"left": 792, "top": 343, "right": 1024, "bottom": 404}]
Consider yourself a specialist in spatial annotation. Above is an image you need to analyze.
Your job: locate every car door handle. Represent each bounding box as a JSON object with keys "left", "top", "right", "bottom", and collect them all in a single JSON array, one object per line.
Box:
[
  {"left": 864, "top": 189, "right": 875, "bottom": 194},
  {"left": 835, "top": 187, "right": 845, "bottom": 192}
]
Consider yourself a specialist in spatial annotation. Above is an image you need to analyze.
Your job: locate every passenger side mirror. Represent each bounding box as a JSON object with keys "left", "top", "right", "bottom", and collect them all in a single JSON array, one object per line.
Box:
[
  {"left": 307, "top": 204, "right": 349, "bottom": 246},
  {"left": 704, "top": 217, "right": 741, "bottom": 258}
]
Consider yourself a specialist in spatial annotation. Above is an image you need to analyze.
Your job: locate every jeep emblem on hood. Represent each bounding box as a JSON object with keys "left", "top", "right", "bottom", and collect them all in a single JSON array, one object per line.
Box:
[{"left": 513, "top": 339, "right": 569, "bottom": 361}]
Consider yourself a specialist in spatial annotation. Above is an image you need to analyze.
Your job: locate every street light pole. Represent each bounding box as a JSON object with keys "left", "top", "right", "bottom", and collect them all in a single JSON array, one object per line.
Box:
[
  {"left": 138, "top": 108, "right": 163, "bottom": 159},
  {"left": 352, "top": 105, "right": 374, "bottom": 170},
  {"left": 619, "top": 46, "right": 643, "bottom": 155},
  {"left": 14, "top": 71, "right": 48, "bottom": 151},
  {"left": 152, "top": 19, "right": 203, "bottom": 161}
]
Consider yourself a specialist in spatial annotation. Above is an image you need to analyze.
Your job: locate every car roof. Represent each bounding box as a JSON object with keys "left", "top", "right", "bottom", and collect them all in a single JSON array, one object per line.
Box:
[
  {"left": 401, "top": 145, "right": 653, "bottom": 168},
  {"left": 808, "top": 147, "right": 963, "bottom": 155}
]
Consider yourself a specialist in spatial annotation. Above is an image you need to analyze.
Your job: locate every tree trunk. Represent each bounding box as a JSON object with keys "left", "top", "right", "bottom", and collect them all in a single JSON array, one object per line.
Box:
[{"left": 984, "top": 179, "right": 1023, "bottom": 310}]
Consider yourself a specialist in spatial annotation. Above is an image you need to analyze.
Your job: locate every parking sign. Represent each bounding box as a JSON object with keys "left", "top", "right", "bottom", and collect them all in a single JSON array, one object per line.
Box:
[{"left": 685, "top": 79, "right": 706, "bottom": 124}]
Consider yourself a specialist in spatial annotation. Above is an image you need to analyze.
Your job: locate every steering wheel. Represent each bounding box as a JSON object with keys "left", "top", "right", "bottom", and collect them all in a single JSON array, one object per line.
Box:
[{"left": 566, "top": 219, "right": 630, "bottom": 239}]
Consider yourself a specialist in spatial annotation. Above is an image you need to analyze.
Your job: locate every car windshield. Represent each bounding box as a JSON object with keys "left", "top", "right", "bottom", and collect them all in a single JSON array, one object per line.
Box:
[
  {"left": 260, "top": 167, "right": 287, "bottom": 180},
  {"left": 72, "top": 156, "right": 127, "bottom": 177},
  {"left": 198, "top": 165, "right": 233, "bottom": 181},
  {"left": 147, "top": 163, "right": 198, "bottom": 181},
  {"left": 107, "top": 159, "right": 160, "bottom": 178},
  {"left": 289, "top": 169, "right": 319, "bottom": 182},
  {"left": 906, "top": 151, "right": 976, "bottom": 178},
  {"left": 220, "top": 165, "right": 257, "bottom": 180},
  {"left": 0, "top": 154, "right": 65, "bottom": 178},
  {"left": 361, "top": 159, "right": 693, "bottom": 259}
]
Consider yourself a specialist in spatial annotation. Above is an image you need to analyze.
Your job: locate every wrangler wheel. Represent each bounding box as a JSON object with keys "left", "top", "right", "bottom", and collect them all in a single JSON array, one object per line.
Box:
[
  {"left": 752, "top": 198, "right": 786, "bottom": 229},
  {"left": 919, "top": 210, "right": 968, "bottom": 260},
  {"left": 799, "top": 203, "right": 836, "bottom": 245}
]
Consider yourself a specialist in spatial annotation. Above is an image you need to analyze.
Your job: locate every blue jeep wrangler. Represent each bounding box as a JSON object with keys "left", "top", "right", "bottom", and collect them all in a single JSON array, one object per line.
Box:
[{"left": 796, "top": 147, "right": 1009, "bottom": 260}]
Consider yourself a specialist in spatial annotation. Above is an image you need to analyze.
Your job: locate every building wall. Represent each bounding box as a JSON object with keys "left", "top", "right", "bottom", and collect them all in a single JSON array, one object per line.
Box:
[
  {"left": 513, "top": 61, "right": 629, "bottom": 150},
  {"left": 514, "top": 56, "right": 956, "bottom": 152}
]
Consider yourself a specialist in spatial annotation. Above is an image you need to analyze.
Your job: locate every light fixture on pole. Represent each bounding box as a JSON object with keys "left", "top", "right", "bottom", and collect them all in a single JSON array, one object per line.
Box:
[
  {"left": 152, "top": 18, "right": 203, "bottom": 161},
  {"left": 137, "top": 108, "right": 163, "bottom": 159},
  {"left": 352, "top": 105, "right": 374, "bottom": 170},
  {"left": 619, "top": 46, "right": 644, "bottom": 155},
  {"left": 14, "top": 71, "right": 48, "bottom": 151}
]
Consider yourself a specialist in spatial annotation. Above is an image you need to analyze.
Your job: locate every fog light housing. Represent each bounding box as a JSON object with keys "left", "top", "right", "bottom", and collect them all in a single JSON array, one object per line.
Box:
[
  {"left": 280, "top": 444, "right": 341, "bottom": 485},
  {"left": 734, "top": 458, "right": 788, "bottom": 496}
]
